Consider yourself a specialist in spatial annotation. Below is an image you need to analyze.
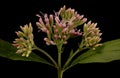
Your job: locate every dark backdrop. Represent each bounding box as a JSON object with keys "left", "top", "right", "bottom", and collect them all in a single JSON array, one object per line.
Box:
[{"left": 0, "top": 0, "right": 120, "bottom": 78}]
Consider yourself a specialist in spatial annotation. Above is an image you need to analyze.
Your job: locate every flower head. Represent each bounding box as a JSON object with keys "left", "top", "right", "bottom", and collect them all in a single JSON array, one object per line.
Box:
[
  {"left": 59, "top": 5, "right": 87, "bottom": 27},
  {"left": 83, "top": 21, "right": 102, "bottom": 50},
  {"left": 36, "top": 6, "right": 87, "bottom": 46},
  {"left": 13, "top": 23, "right": 35, "bottom": 57}
]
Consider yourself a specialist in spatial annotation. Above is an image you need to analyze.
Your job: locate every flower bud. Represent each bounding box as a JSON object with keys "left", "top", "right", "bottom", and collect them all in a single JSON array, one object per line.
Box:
[
  {"left": 50, "top": 41, "right": 56, "bottom": 45},
  {"left": 63, "top": 41, "right": 67, "bottom": 44}
]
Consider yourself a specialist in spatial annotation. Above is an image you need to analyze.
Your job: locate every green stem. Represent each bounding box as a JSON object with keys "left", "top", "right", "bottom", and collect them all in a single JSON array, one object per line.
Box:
[
  {"left": 63, "top": 49, "right": 80, "bottom": 70},
  {"left": 58, "top": 53, "right": 63, "bottom": 78},
  {"left": 58, "top": 69, "right": 63, "bottom": 78},
  {"left": 63, "top": 47, "right": 88, "bottom": 72},
  {"left": 57, "top": 44, "right": 63, "bottom": 78},
  {"left": 62, "top": 39, "right": 85, "bottom": 71},
  {"left": 58, "top": 50, "right": 62, "bottom": 78},
  {"left": 63, "top": 47, "right": 87, "bottom": 71},
  {"left": 34, "top": 46, "right": 58, "bottom": 68},
  {"left": 63, "top": 63, "right": 77, "bottom": 72},
  {"left": 58, "top": 52, "right": 61, "bottom": 69}
]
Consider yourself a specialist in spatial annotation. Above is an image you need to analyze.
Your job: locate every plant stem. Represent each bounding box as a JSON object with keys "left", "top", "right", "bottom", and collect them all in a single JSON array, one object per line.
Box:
[
  {"left": 58, "top": 52, "right": 61, "bottom": 69},
  {"left": 57, "top": 44, "right": 63, "bottom": 78},
  {"left": 63, "top": 49, "right": 80, "bottom": 70},
  {"left": 58, "top": 54, "right": 63, "bottom": 78},
  {"left": 58, "top": 68, "right": 63, "bottom": 78},
  {"left": 63, "top": 63, "right": 76, "bottom": 72},
  {"left": 35, "top": 46, "right": 58, "bottom": 68},
  {"left": 63, "top": 47, "right": 87, "bottom": 71}
]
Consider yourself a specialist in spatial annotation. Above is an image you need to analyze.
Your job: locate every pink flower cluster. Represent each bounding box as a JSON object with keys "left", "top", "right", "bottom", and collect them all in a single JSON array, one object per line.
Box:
[
  {"left": 36, "top": 6, "right": 87, "bottom": 45},
  {"left": 12, "top": 6, "right": 102, "bottom": 57}
]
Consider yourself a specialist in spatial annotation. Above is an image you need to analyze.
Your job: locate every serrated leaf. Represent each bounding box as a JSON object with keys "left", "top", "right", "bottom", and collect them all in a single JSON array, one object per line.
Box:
[
  {"left": 0, "top": 39, "right": 50, "bottom": 65},
  {"left": 71, "top": 39, "right": 120, "bottom": 65}
]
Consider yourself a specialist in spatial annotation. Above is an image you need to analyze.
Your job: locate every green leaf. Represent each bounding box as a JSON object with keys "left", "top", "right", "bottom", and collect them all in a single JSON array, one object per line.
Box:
[
  {"left": 72, "top": 39, "right": 120, "bottom": 64},
  {"left": 0, "top": 39, "right": 50, "bottom": 65}
]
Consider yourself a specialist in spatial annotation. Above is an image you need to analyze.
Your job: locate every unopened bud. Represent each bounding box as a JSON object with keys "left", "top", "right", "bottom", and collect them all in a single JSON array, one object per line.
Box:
[
  {"left": 50, "top": 41, "right": 56, "bottom": 45},
  {"left": 87, "top": 21, "right": 92, "bottom": 25},
  {"left": 68, "top": 22, "right": 73, "bottom": 27},
  {"left": 44, "top": 38, "right": 48, "bottom": 41},
  {"left": 46, "top": 42, "right": 50, "bottom": 45},
  {"left": 55, "top": 29, "right": 58, "bottom": 33},
  {"left": 71, "top": 9, "right": 75, "bottom": 14},
  {"left": 45, "top": 18, "right": 49, "bottom": 24},
  {"left": 63, "top": 35, "right": 67, "bottom": 39},
  {"left": 82, "top": 18, "right": 87, "bottom": 22},
  {"left": 54, "top": 34, "right": 58, "bottom": 39},
  {"left": 36, "top": 22, "right": 40, "bottom": 26},
  {"left": 49, "top": 14, "right": 53, "bottom": 21},
  {"left": 63, "top": 41, "right": 67, "bottom": 44},
  {"left": 55, "top": 16, "right": 60, "bottom": 23},
  {"left": 39, "top": 17, "right": 43, "bottom": 23},
  {"left": 58, "top": 35, "right": 61, "bottom": 39},
  {"left": 77, "top": 15, "right": 83, "bottom": 20},
  {"left": 62, "top": 28, "right": 68, "bottom": 33},
  {"left": 41, "top": 28, "right": 47, "bottom": 33}
]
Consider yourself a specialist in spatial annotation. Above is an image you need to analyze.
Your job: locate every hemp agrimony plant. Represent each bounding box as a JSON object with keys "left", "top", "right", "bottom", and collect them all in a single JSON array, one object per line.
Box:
[{"left": 0, "top": 6, "right": 120, "bottom": 78}]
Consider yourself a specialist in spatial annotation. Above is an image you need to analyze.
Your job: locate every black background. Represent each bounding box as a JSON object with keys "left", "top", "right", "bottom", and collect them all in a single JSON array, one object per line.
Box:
[{"left": 0, "top": 0, "right": 120, "bottom": 78}]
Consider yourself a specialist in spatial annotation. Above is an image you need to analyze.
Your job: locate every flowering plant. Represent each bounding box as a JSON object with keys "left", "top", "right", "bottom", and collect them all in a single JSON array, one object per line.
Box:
[{"left": 0, "top": 6, "right": 120, "bottom": 78}]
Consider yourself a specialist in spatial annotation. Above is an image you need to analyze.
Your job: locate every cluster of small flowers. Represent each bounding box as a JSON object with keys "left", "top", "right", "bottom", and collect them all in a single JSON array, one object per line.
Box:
[
  {"left": 36, "top": 6, "right": 87, "bottom": 46},
  {"left": 83, "top": 21, "right": 102, "bottom": 50},
  {"left": 59, "top": 6, "right": 87, "bottom": 27},
  {"left": 12, "top": 6, "right": 102, "bottom": 57},
  {"left": 13, "top": 23, "right": 35, "bottom": 57}
]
